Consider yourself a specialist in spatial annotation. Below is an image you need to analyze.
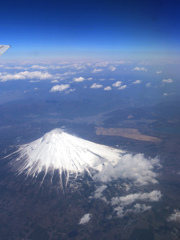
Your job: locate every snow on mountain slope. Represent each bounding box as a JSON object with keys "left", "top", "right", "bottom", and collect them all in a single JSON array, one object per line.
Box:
[{"left": 10, "top": 129, "right": 125, "bottom": 184}]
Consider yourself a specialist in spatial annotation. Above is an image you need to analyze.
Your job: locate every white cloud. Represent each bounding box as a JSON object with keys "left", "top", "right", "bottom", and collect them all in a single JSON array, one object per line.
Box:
[
  {"left": 167, "top": 210, "right": 180, "bottom": 222},
  {"left": 73, "top": 77, "right": 85, "bottom": 82},
  {"left": 92, "top": 68, "right": 103, "bottom": 73},
  {"left": 114, "top": 206, "right": 124, "bottom": 218},
  {"left": 132, "top": 80, "right": 141, "bottom": 85},
  {"left": 114, "top": 203, "right": 152, "bottom": 218},
  {"left": 90, "top": 83, "right": 103, "bottom": 89},
  {"left": 162, "top": 78, "right": 173, "bottom": 83},
  {"left": 0, "top": 71, "right": 52, "bottom": 82},
  {"left": 111, "top": 190, "right": 162, "bottom": 206},
  {"left": 118, "top": 85, "right": 127, "bottom": 90},
  {"left": 104, "top": 86, "right": 111, "bottom": 91},
  {"left": 93, "top": 153, "right": 161, "bottom": 186},
  {"left": 88, "top": 77, "right": 93, "bottom": 80},
  {"left": 133, "top": 67, "right": 147, "bottom": 71},
  {"left": 50, "top": 84, "right": 70, "bottom": 92},
  {"left": 109, "top": 66, "right": 116, "bottom": 71},
  {"left": 132, "top": 203, "right": 152, "bottom": 213},
  {"left": 156, "top": 71, "right": 162, "bottom": 74},
  {"left": 112, "top": 190, "right": 161, "bottom": 218},
  {"left": 51, "top": 80, "right": 59, "bottom": 83},
  {"left": 112, "top": 81, "right": 122, "bottom": 87},
  {"left": 146, "top": 83, "right": 151, "bottom": 87},
  {"left": 93, "top": 185, "right": 107, "bottom": 199},
  {"left": 79, "top": 213, "right": 92, "bottom": 225}
]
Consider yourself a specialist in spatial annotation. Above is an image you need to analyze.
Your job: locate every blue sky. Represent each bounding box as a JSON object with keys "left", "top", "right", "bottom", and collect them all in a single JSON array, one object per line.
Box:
[{"left": 0, "top": 0, "right": 180, "bottom": 61}]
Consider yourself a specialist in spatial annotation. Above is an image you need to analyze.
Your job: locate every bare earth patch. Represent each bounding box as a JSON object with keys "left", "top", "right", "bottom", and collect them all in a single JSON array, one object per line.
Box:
[{"left": 96, "top": 127, "right": 161, "bottom": 142}]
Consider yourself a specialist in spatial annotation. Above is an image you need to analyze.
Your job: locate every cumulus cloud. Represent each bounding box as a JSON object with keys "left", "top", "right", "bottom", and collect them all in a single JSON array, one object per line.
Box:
[
  {"left": 111, "top": 190, "right": 162, "bottom": 206},
  {"left": 104, "top": 86, "right": 112, "bottom": 91},
  {"left": 90, "top": 83, "right": 103, "bottom": 89},
  {"left": 92, "top": 68, "right": 103, "bottom": 73},
  {"left": 133, "top": 67, "right": 147, "bottom": 71},
  {"left": 118, "top": 85, "right": 127, "bottom": 90},
  {"left": 51, "top": 80, "right": 59, "bottom": 83},
  {"left": 156, "top": 71, "right": 162, "bottom": 74},
  {"left": 114, "top": 204, "right": 151, "bottom": 218},
  {"left": 50, "top": 84, "right": 70, "bottom": 92},
  {"left": 93, "top": 153, "right": 161, "bottom": 186},
  {"left": 112, "top": 81, "right": 122, "bottom": 87},
  {"left": 73, "top": 77, "right": 85, "bottom": 82},
  {"left": 109, "top": 66, "right": 116, "bottom": 71},
  {"left": 167, "top": 210, "right": 180, "bottom": 222},
  {"left": 0, "top": 71, "right": 52, "bottom": 82},
  {"left": 112, "top": 191, "right": 161, "bottom": 218},
  {"left": 132, "top": 80, "right": 141, "bottom": 85},
  {"left": 113, "top": 206, "right": 124, "bottom": 218},
  {"left": 132, "top": 203, "right": 151, "bottom": 213},
  {"left": 79, "top": 213, "right": 92, "bottom": 225},
  {"left": 162, "top": 78, "right": 173, "bottom": 83},
  {"left": 88, "top": 77, "right": 93, "bottom": 80}
]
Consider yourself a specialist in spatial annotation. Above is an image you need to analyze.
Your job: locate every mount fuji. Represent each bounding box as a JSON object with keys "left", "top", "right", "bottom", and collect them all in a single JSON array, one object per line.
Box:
[
  {"left": 1, "top": 129, "right": 164, "bottom": 239},
  {"left": 8, "top": 129, "right": 125, "bottom": 186}
]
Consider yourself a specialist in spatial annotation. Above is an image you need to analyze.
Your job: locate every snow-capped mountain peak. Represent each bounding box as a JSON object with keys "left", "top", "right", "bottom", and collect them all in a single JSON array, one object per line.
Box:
[{"left": 12, "top": 129, "right": 125, "bottom": 185}]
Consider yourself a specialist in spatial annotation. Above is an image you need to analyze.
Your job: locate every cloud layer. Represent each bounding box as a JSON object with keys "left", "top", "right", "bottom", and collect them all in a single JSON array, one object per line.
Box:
[{"left": 0, "top": 71, "right": 52, "bottom": 82}]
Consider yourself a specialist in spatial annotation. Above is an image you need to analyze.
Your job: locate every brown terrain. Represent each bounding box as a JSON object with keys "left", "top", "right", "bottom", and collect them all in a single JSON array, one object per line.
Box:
[{"left": 96, "top": 127, "right": 161, "bottom": 142}]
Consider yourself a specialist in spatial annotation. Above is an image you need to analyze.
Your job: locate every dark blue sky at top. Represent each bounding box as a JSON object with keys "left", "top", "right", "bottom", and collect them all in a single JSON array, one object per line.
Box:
[{"left": 0, "top": 0, "right": 180, "bottom": 61}]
